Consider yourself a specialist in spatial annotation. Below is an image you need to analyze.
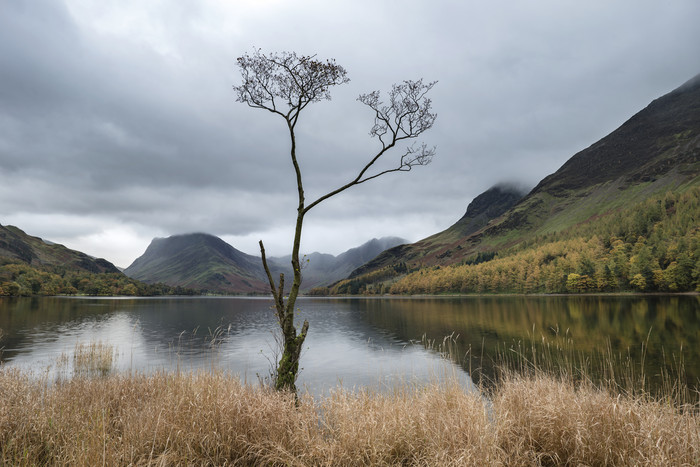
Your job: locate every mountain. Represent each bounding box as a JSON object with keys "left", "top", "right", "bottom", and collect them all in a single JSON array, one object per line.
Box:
[
  {"left": 336, "top": 73, "right": 700, "bottom": 293},
  {"left": 472, "top": 73, "right": 700, "bottom": 248},
  {"left": 124, "top": 233, "right": 406, "bottom": 294},
  {"left": 0, "top": 224, "right": 119, "bottom": 273},
  {"left": 273, "top": 236, "right": 407, "bottom": 289},
  {"left": 448, "top": 184, "right": 528, "bottom": 238},
  {"left": 349, "top": 185, "right": 526, "bottom": 279},
  {"left": 124, "top": 233, "right": 269, "bottom": 293},
  {"left": 533, "top": 73, "right": 700, "bottom": 196}
]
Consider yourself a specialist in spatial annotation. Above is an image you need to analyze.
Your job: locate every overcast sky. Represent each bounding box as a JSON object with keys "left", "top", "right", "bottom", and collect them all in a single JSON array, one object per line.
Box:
[{"left": 1, "top": 0, "right": 699, "bottom": 267}]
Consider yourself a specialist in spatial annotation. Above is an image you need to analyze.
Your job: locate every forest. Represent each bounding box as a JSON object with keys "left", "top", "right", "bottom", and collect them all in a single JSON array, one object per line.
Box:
[{"left": 327, "top": 186, "right": 700, "bottom": 295}]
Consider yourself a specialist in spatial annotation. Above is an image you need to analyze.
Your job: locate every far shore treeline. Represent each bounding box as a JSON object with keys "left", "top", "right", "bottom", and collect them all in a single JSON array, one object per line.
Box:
[{"left": 0, "top": 262, "right": 198, "bottom": 297}]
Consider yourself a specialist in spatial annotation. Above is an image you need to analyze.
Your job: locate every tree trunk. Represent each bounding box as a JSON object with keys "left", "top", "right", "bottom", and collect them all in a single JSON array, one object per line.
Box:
[
  {"left": 274, "top": 207, "right": 309, "bottom": 393},
  {"left": 236, "top": 52, "right": 436, "bottom": 393},
  {"left": 259, "top": 128, "right": 309, "bottom": 393},
  {"left": 274, "top": 314, "right": 309, "bottom": 392},
  {"left": 260, "top": 239, "right": 308, "bottom": 394}
]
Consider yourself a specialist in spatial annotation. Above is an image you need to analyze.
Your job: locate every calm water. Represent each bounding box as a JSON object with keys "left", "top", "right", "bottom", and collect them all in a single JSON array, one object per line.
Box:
[{"left": 0, "top": 295, "right": 698, "bottom": 393}]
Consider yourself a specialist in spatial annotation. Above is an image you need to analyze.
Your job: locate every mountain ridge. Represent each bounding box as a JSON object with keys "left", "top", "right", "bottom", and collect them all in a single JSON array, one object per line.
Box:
[
  {"left": 124, "top": 233, "right": 407, "bottom": 294},
  {"left": 348, "top": 185, "right": 525, "bottom": 279},
  {"left": 0, "top": 224, "right": 193, "bottom": 296}
]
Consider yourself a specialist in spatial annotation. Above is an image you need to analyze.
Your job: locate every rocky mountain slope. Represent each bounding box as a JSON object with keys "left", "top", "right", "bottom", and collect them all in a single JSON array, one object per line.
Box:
[
  {"left": 337, "top": 73, "right": 700, "bottom": 292},
  {"left": 275, "top": 236, "right": 407, "bottom": 289},
  {"left": 0, "top": 224, "right": 178, "bottom": 296}
]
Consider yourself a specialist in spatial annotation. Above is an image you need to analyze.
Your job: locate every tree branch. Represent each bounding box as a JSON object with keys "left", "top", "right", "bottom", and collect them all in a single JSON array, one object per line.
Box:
[
  {"left": 304, "top": 80, "right": 437, "bottom": 214},
  {"left": 259, "top": 240, "right": 284, "bottom": 321}
]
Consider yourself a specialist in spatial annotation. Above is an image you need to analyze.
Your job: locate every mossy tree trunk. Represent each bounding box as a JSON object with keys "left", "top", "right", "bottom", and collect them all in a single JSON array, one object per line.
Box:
[{"left": 259, "top": 141, "right": 309, "bottom": 392}]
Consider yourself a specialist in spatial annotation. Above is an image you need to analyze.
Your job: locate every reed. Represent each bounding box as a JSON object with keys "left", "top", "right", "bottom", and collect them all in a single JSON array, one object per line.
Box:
[
  {"left": 493, "top": 373, "right": 699, "bottom": 466},
  {"left": 72, "top": 341, "right": 116, "bottom": 377},
  {"left": 492, "top": 326, "right": 696, "bottom": 406},
  {"left": 0, "top": 334, "right": 697, "bottom": 466}
]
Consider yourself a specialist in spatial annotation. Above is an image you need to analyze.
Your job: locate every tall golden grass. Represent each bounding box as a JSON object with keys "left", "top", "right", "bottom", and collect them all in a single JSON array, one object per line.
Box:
[
  {"left": 0, "top": 371, "right": 696, "bottom": 465},
  {"left": 0, "top": 335, "right": 698, "bottom": 466}
]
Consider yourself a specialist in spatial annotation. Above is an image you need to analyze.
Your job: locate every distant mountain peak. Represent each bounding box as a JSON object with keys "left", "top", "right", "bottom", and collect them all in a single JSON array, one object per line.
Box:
[
  {"left": 346, "top": 186, "right": 524, "bottom": 278},
  {"left": 272, "top": 236, "right": 408, "bottom": 289},
  {"left": 124, "top": 232, "right": 268, "bottom": 294},
  {"left": 124, "top": 233, "right": 407, "bottom": 293}
]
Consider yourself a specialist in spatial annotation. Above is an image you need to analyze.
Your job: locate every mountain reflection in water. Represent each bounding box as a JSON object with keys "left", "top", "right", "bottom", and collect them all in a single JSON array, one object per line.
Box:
[{"left": 0, "top": 295, "right": 697, "bottom": 394}]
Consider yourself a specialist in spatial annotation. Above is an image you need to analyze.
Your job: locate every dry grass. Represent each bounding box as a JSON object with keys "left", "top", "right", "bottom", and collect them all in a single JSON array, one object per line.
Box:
[
  {"left": 494, "top": 374, "right": 699, "bottom": 466},
  {"left": 0, "top": 363, "right": 697, "bottom": 466},
  {"left": 72, "top": 341, "right": 116, "bottom": 377}
]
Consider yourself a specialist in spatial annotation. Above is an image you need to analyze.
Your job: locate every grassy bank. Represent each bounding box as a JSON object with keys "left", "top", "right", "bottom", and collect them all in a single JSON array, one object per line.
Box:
[{"left": 1, "top": 363, "right": 698, "bottom": 466}]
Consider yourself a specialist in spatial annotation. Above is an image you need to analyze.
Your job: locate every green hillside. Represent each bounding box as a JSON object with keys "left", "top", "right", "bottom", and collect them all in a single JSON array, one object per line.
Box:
[
  {"left": 347, "top": 185, "right": 525, "bottom": 281},
  {"left": 389, "top": 186, "right": 699, "bottom": 294}
]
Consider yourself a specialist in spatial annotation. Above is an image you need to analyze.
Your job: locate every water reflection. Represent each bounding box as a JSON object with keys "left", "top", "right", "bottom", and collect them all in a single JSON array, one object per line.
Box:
[
  {"left": 0, "top": 295, "right": 697, "bottom": 393},
  {"left": 351, "top": 295, "right": 700, "bottom": 387},
  {"left": 0, "top": 297, "right": 472, "bottom": 395}
]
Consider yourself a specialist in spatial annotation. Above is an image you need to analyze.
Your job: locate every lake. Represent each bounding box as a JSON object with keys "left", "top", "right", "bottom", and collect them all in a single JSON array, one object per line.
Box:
[{"left": 0, "top": 295, "right": 698, "bottom": 394}]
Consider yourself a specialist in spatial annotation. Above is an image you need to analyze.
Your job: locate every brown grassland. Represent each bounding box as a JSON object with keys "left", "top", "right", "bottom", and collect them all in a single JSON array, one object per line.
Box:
[{"left": 1, "top": 340, "right": 698, "bottom": 467}]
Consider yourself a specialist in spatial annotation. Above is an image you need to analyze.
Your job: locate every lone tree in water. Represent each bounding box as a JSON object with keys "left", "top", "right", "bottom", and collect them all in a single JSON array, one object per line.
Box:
[{"left": 234, "top": 50, "right": 437, "bottom": 393}]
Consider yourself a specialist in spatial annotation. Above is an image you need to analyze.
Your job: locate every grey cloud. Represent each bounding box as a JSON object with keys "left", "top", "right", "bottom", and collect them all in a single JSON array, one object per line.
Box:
[{"left": 0, "top": 0, "right": 699, "bottom": 262}]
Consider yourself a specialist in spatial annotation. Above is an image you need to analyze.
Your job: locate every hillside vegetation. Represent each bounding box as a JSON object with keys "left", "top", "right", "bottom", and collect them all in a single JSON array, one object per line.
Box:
[
  {"left": 329, "top": 185, "right": 699, "bottom": 295},
  {"left": 0, "top": 260, "right": 195, "bottom": 296},
  {"left": 386, "top": 186, "right": 699, "bottom": 295}
]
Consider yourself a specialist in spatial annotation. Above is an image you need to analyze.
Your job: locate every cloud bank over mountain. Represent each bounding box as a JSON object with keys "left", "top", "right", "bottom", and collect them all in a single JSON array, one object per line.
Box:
[{"left": 1, "top": 0, "right": 698, "bottom": 266}]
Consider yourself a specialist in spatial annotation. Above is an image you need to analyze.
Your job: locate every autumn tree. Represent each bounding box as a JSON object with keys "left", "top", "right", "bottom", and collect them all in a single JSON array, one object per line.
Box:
[{"left": 233, "top": 50, "right": 437, "bottom": 393}]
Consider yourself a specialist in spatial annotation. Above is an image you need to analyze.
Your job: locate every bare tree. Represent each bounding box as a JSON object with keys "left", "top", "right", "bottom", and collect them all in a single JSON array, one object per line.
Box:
[{"left": 234, "top": 50, "right": 436, "bottom": 393}]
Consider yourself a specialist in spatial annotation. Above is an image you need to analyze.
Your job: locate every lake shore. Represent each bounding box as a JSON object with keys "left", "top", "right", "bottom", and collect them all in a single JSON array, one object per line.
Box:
[
  {"left": 315, "top": 291, "right": 700, "bottom": 298},
  {"left": 1, "top": 365, "right": 697, "bottom": 466}
]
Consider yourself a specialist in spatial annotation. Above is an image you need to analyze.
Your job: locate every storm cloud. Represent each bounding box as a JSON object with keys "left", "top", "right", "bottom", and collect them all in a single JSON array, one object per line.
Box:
[{"left": 1, "top": 0, "right": 698, "bottom": 266}]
